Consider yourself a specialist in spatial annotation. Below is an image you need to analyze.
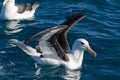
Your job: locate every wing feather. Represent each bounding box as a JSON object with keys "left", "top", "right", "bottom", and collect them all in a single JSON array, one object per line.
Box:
[{"left": 58, "top": 12, "right": 85, "bottom": 52}]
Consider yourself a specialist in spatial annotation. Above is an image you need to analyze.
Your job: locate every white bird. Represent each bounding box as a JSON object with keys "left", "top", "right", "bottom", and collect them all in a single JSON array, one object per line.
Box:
[
  {"left": 0, "top": 0, "right": 39, "bottom": 20},
  {"left": 16, "top": 12, "right": 97, "bottom": 70}
]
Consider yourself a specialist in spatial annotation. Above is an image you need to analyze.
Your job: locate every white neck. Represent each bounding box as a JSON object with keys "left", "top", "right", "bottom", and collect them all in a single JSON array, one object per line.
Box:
[
  {"left": 0, "top": 0, "right": 16, "bottom": 19},
  {"left": 71, "top": 41, "right": 84, "bottom": 66},
  {"left": 72, "top": 48, "right": 84, "bottom": 64}
]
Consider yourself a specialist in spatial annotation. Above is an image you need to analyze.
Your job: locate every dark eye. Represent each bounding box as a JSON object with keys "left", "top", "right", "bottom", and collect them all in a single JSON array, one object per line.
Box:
[{"left": 80, "top": 42, "right": 84, "bottom": 44}]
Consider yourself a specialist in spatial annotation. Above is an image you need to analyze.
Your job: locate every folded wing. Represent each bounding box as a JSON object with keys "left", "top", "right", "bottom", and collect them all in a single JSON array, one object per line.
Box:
[{"left": 16, "top": 2, "right": 39, "bottom": 14}]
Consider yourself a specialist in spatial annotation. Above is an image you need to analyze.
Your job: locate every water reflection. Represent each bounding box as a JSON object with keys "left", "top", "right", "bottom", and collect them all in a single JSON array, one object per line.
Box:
[
  {"left": 3, "top": 20, "right": 24, "bottom": 48},
  {"left": 4, "top": 20, "right": 22, "bottom": 35},
  {"left": 63, "top": 69, "right": 81, "bottom": 80}
]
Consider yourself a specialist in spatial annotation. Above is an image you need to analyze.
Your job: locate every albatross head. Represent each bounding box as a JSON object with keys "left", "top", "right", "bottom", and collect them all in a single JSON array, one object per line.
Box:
[
  {"left": 74, "top": 38, "right": 97, "bottom": 57},
  {"left": 3, "top": 0, "right": 14, "bottom": 5},
  {"left": 3, "top": 0, "right": 8, "bottom": 5}
]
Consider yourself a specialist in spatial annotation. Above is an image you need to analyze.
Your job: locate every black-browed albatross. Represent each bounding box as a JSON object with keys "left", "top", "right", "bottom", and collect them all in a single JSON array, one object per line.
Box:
[
  {"left": 16, "top": 12, "right": 97, "bottom": 70},
  {"left": 0, "top": 0, "right": 39, "bottom": 20}
]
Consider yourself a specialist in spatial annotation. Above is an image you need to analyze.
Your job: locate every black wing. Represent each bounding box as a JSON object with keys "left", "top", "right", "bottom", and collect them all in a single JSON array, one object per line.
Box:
[
  {"left": 25, "top": 25, "right": 69, "bottom": 61},
  {"left": 58, "top": 12, "right": 85, "bottom": 52}
]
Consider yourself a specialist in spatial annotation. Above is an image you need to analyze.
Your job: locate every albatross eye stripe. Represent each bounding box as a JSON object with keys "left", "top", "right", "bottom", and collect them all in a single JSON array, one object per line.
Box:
[{"left": 80, "top": 41, "right": 84, "bottom": 44}]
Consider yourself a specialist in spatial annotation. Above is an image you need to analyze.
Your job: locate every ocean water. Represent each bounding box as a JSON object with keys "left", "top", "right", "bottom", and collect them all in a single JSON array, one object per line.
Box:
[{"left": 0, "top": 0, "right": 120, "bottom": 80}]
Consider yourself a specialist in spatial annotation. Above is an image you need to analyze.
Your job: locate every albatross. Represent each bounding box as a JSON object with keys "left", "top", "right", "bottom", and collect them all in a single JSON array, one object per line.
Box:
[
  {"left": 0, "top": 0, "right": 39, "bottom": 20},
  {"left": 16, "top": 12, "right": 97, "bottom": 70}
]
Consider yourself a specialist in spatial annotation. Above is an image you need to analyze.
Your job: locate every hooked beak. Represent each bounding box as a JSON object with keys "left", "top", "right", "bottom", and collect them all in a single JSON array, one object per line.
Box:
[
  {"left": 3, "top": 0, "right": 8, "bottom": 5},
  {"left": 86, "top": 46, "right": 97, "bottom": 57}
]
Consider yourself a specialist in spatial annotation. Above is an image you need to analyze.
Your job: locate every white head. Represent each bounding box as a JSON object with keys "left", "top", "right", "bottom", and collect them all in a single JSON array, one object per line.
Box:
[
  {"left": 73, "top": 38, "right": 97, "bottom": 57},
  {"left": 3, "top": 0, "right": 15, "bottom": 5}
]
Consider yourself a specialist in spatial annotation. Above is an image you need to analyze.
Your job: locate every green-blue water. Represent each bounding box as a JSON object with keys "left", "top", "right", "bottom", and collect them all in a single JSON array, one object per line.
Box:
[{"left": 0, "top": 0, "right": 120, "bottom": 80}]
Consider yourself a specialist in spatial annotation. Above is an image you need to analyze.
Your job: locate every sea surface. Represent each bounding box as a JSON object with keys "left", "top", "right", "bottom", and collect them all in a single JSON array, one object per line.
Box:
[{"left": 0, "top": 0, "right": 120, "bottom": 80}]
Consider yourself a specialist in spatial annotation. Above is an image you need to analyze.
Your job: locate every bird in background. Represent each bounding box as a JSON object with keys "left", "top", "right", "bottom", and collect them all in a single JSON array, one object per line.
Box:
[{"left": 0, "top": 0, "right": 40, "bottom": 20}]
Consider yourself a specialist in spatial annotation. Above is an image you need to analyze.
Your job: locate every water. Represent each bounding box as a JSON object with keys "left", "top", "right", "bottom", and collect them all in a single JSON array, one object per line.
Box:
[{"left": 0, "top": 0, "right": 120, "bottom": 80}]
